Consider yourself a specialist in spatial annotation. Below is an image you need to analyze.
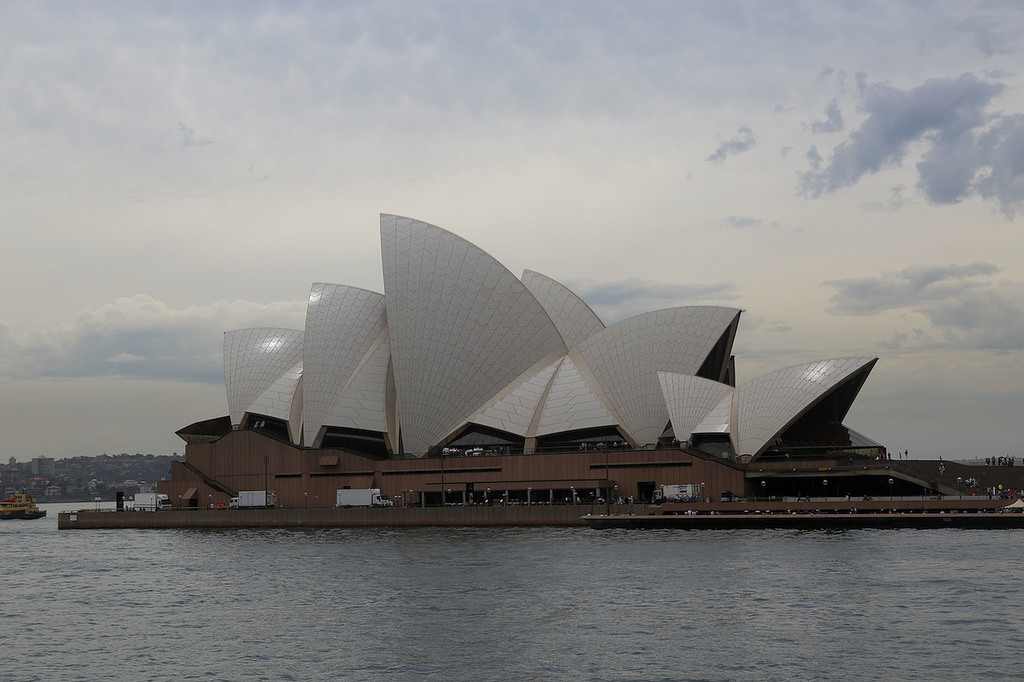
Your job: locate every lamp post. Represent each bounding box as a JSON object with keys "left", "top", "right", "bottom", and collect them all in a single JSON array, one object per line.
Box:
[
  {"left": 761, "top": 480, "right": 766, "bottom": 501},
  {"left": 527, "top": 487, "right": 532, "bottom": 506},
  {"left": 570, "top": 486, "right": 575, "bottom": 505},
  {"left": 304, "top": 491, "right": 308, "bottom": 509},
  {"left": 822, "top": 479, "right": 828, "bottom": 501},
  {"left": 889, "top": 478, "right": 894, "bottom": 501}
]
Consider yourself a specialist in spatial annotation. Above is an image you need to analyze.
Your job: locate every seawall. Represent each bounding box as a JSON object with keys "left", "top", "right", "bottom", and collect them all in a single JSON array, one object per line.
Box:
[{"left": 58, "top": 504, "right": 608, "bottom": 529}]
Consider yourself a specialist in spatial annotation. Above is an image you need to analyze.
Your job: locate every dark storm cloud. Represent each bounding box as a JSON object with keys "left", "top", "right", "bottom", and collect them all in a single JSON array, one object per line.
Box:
[
  {"left": 707, "top": 127, "right": 756, "bottom": 164},
  {"left": 824, "top": 263, "right": 1024, "bottom": 350},
  {"left": 799, "top": 73, "right": 1024, "bottom": 216}
]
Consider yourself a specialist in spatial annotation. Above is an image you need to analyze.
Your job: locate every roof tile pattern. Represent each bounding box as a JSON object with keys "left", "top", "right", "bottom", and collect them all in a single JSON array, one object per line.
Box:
[
  {"left": 576, "top": 307, "right": 740, "bottom": 445},
  {"left": 521, "top": 269, "right": 605, "bottom": 350},
  {"left": 473, "top": 359, "right": 562, "bottom": 436},
  {"left": 223, "top": 328, "right": 304, "bottom": 427},
  {"left": 301, "top": 283, "right": 388, "bottom": 446},
  {"left": 249, "top": 362, "right": 304, "bottom": 441},
  {"left": 536, "top": 356, "right": 616, "bottom": 436},
  {"left": 735, "top": 357, "right": 876, "bottom": 457},
  {"left": 381, "top": 214, "right": 567, "bottom": 454},
  {"left": 658, "top": 371, "right": 734, "bottom": 441}
]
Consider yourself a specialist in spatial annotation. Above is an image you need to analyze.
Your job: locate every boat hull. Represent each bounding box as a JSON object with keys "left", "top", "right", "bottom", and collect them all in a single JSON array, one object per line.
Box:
[{"left": 0, "top": 510, "right": 47, "bottom": 520}]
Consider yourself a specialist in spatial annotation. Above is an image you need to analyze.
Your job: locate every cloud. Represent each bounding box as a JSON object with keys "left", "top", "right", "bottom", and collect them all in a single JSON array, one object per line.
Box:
[
  {"left": 955, "top": 15, "right": 1018, "bottom": 57},
  {"left": 860, "top": 184, "right": 910, "bottom": 212},
  {"left": 722, "top": 215, "right": 780, "bottom": 230},
  {"left": 707, "top": 127, "right": 756, "bottom": 164},
  {"left": 0, "top": 295, "right": 306, "bottom": 382},
  {"left": 566, "top": 278, "right": 738, "bottom": 324},
  {"left": 810, "top": 98, "right": 844, "bottom": 133},
  {"left": 798, "top": 73, "right": 1024, "bottom": 216},
  {"left": 178, "top": 122, "right": 214, "bottom": 148},
  {"left": 824, "top": 263, "right": 1024, "bottom": 350}
]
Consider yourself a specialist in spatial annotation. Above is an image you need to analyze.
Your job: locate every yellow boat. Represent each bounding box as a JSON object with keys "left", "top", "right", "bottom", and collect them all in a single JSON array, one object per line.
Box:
[{"left": 0, "top": 489, "right": 47, "bottom": 520}]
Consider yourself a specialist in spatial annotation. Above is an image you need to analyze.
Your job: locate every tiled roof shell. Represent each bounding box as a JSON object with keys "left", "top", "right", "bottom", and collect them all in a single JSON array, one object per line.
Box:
[
  {"left": 380, "top": 214, "right": 568, "bottom": 454},
  {"left": 735, "top": 357, "right": 877, "bottom": 457},
  {"left": 575, "top": 307, "right": 740, "bottom": 446},
  {"left": 301, "top": 283, "right": 389, "bottom": 446},
  {"left": 223, "top": 328, "right": 304, "bottom": 430}
]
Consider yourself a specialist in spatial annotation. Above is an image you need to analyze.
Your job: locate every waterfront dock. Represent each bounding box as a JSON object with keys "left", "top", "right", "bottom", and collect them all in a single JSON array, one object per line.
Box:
[
  {"left": 58, "top": 504, "right": 605, "bottom": 529},
  {"left": 58, "top": 496, "right": 1023, "bottom": 530}
]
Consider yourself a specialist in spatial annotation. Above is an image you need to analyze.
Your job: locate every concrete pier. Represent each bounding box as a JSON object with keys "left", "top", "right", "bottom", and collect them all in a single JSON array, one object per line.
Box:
[{"left": 58, "top": 504, "right": 608, "bottom": 529}]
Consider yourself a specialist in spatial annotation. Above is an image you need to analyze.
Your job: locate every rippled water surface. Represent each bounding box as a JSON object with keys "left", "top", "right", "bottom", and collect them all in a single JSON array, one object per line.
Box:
[{"left": 4, "top": 504, "right": 1023, "bottom": 681}]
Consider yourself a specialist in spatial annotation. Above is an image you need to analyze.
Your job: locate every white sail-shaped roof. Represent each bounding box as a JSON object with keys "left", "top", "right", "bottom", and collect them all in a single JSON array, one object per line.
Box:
[
  {"left": 248, "top": 363, "right": 304, "bottom": 443},
  {"left": 521, "top": 269, "right": 605, "bottom": 350},
  {"left": 535, "top": 355, "right": 617, "bottom": 436},
  {"left": 575, "top": 307, "right": 741, "bottom": 446},
  {"left": 223, "top": 328, "right": 304, "bottom": 428},
  {"left": 735, "top": 357, "right": 877, "bottom": 457},
  {"left": 692, "top": 390, "right": 735, "bottom": 437},
  {"left": 301, "top": 283, "right": 388, "bottom": 446},
  {"left": 317, "top": 336, "right": 391, "bottom": 437},
  {"left": 658, "top": 372, "right": 734, "bottom": 442},
  {"left": 471, "top": 358, "right": 563, "bottom": 437},
  {"left": 380, "top": 214, "right": 568, "bottom": 454}
]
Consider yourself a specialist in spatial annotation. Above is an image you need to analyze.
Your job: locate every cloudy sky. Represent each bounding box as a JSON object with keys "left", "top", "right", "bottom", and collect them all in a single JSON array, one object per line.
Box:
[{"left": 3, "top": 1, "right": 1023, "bottom": 462}]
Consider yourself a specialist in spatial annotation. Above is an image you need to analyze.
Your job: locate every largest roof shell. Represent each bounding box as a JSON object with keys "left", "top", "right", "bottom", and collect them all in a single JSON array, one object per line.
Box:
[{"left": 380, "top": 214, "right": 568, "bottom": 454}]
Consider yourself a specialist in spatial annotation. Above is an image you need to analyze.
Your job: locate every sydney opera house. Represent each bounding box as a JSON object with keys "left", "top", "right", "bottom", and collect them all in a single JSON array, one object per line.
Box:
[{"left": 164, "top": 214, "right": 891, "bottom": 510}]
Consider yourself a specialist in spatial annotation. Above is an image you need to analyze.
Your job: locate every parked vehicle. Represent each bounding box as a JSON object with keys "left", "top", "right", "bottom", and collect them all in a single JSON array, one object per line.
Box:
[
  {"left": 653, "top": 484, "right": 700, "bottom": 503},
  {"left": 336, "top": 488, "right": 392, "bottom": 507},
  {"left": 233, "top": 490, "right": 276, "bottom": 508},
  {"left": 133, "top": 492, "right": 171, "bottom": 511}
]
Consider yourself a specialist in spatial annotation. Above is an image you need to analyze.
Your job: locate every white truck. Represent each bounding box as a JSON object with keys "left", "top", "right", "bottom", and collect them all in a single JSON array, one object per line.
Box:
[
  {"left": 231, "top": 490, "right": 277, "bottom": 509},
  {"left": 134, "top": 492, "right": 171, "bottom": 511},
  {"left": 336, "top": 488, "right": 392, "bottom": 507},
  {"left": 654, "top": 484, "right": 700, "bottom": 503}
]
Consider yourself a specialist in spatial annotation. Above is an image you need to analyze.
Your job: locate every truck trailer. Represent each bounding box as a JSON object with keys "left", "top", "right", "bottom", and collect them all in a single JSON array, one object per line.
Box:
[
  {"left": 133, "top": 492, "right": 171, "bottom": 511},
  {"left": 336, "top": 488, "right": 392, "bottom": 507},
  {"left": 654, "top": 484, "right": 700, "bottom": 503},
  {"left": 231, "top": 490, "right": 277, "bottom": 509}
]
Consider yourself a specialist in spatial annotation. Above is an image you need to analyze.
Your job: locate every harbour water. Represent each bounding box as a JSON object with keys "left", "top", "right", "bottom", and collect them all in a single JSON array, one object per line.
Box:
[{"left": 5, "top": 503, "right": 1023, "bottom": 681}]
